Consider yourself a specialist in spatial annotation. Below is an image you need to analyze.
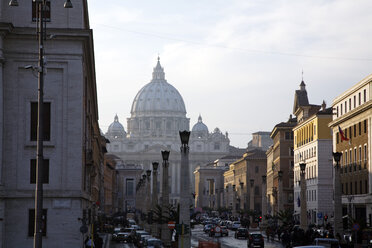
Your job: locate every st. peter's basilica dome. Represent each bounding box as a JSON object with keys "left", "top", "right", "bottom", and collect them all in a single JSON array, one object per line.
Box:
[
  {"left": 130, "top": 57, "right": 186, "bottom": 117},
  {"left": 107, "top": 114, "right": 126, "bottom": 137}
]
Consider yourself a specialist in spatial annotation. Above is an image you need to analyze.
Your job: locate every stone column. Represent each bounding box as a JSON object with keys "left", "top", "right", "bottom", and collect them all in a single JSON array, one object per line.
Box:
[
  {"left": 179, "top": 131, "right": 191, "bottom": 248},
  {"left": 161, "top": 151, "right": 171, "bottom": 247},
  {"left": 300, "top": 163, "right": 307, "bottom": 230}
]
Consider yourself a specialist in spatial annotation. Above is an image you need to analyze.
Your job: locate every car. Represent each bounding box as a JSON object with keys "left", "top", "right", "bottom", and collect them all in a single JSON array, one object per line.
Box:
[
  {"left": 247, "top": 232, "right": 264, "bottom": 248},
  {"left": 112, "top": 227, "right": 122, "bottom": 241},
  {"left": 145, "top": 238, "right": 164, "bottom": 248},
  {"left": 313, "top": 238, "right": 341, "bottom": 248},
  {"left": 231, "top": 221, "right": 241, "bottom": 230},
  {"left": 134, "top": 230, "right": 150, "bottom": 246},
  {"left": 235, "top": 228, "right": 249, "bottom": 239},
  {"left": 203, "top": 224, "right": 214, "bottom": 233},
  {"left": 209, "top": 225, "right": 223, "bottom": 237},
  {"left": 115, "top": 231, "right": 132, "bottom": 243},
  {"left": 220, "top": 226, "right": 229, "bottom": 237},
  {"left": 138, "top": 234, "right": 152, "bottom": 247}
]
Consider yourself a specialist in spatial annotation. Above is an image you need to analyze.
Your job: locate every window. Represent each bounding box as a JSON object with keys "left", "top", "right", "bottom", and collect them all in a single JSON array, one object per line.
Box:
[
  {"left": 345, "top": 183, "right": 348, "bottom": 194},
  {"left": 155, "top": 122, "right": 161, "bottom": 129},
  {"left": 285, "top": 132, "right": 290, "bottom": 140},
  {"left": 354, "top": 95, "right": 356, "bottom": 108},
  {"left": 255, "top": 166, "right": 259, "bottom": 173},
  {"left": 145, "top": 122, "right": 150, "bottom": 129},
  {"left": 354, "top": 148, "right": 357, "bottom": 163},
  {"left": 337, "top": 133, "right": 339, "bottom": 144},
  {"left": 354, "top": 125, "right": 356, "bottom": 137},
  {"left": 166, "top": 121, "right": 171, "bottom": 130},
  {"left": 349, "top": 127, "right": 352, "bottom": 139},
  {"left": 144, "top": 145, "right": 149, "bottom": 150},
  {"left": 359, "top": 92, "right": 361, "bottom": 105},
  {"left": 350, "top": 182, "right": 352, "bottom": 194},
  {"left": 360, "top": 181, "right": 362, "bottom": 194},
  {"left": 126, "top": 179, "right": 134, "bottom": 196},
  {"left": 345, "top": 128, "right": 347, "bottom": 138},
  {"left": 30, "top": 159, "right": 49, "bottom": 184},
  {"left": 359, "top": 147, "right": 362, "bottom": 162},
  {"left": 254, "top": 186, "right": 259, "bottom": 195},
  {"left": 341, "top": 104, "right": 343, "bottom": 115},
  {"left": 31, "top": 102, "right": 51, "bottom": 141},
  {"left": 364, "top": 89, "right": 367, "bottom": 102},
  {"left": 28, "top": 209, "right": 47, "bottom": 236},
  {"left": 342, "top": 183, "right": 344, "bottom": 194},
  {"left": 349, "top": 98, "right": 351, "bottom": 110},
  {"left": 345, "top": 101, "right": 347, "bottom": 113},
  {"left": 214, "top": 143, "right": 220, "bottom": 150},
  {"left": 359, "top": 122, "right": 362, "bottom": 135},
  {"left": 364, "top": 120, "right": 367, "bottom": 133},
  {"left": 337, "top": 106, "right": 339, "bottom": 117},
  {"left": 314, "top": 126, "right": 316, "bottom": 136},
  {"left": 32, "top": 1, "right": 51, "bottom": 22}
]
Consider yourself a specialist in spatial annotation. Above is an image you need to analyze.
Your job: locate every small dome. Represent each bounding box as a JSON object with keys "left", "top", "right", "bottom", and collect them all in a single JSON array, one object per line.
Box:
[
  {"left": 107, "top": 114, "right": 126, "bottom": 137},
  {"left": 192, "top": 115, "right": 209, "bottom": 133}
]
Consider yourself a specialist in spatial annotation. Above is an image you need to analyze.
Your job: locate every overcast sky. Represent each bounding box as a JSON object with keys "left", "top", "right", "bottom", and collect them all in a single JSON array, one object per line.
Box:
[{"left": 88, "top": 0, "right": 372, "bottom": 148}]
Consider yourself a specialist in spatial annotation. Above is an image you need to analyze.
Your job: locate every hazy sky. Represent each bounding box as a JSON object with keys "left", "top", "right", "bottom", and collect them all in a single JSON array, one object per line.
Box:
[{"left": 88, "top": 0, "right": 372, "bottom": 148}]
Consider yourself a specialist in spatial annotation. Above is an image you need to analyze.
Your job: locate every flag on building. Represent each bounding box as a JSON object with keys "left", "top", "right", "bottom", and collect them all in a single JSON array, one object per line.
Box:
[{"left": 338, "top": 126, "right": 349, "bottom": 142}]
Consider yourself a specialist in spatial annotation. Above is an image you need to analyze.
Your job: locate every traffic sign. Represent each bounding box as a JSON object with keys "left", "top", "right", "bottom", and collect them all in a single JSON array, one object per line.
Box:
[
  {"left": 352, "top": 223, "right": 360, "bottom": 231},
  {"left": 168, "top": 221, "right": 176, "bottom": 229},
  {"left": 317, "top": 212, "right": 323, "bottom": 219}
]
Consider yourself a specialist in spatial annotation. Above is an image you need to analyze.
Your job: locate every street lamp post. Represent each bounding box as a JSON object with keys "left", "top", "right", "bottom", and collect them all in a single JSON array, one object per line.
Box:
[
  {"left": 179, "top": 130, "right": 191, "bottom": 248},
  {"left": 161, "top": 150, "right": 171, "bottom": 247},
  {"left": 300, "top": 162, "right": 307, "bottom": 230},
  {"left": 261, "top": 175, "right": 267, "bottom": 228},
  {"left": 278, "top": 170, "right": 283, "bottom": 213},
  {"left": 250, "top": 179, "right": 254, "bottom": 223},
  {"left": 152, "top": 162, "right": 159, "bottom": 237},
  {"left": 146, "top": 170, "right": 152, "bottom": 232},
  {"left": 332, "top": 152, "right": 343, "bottom": 236},
  {"left": 232, "top": 184, "right": 236, "bottom": 216},
  {"left": 9, "top": 1, "right": 73, "bottom": 248}
]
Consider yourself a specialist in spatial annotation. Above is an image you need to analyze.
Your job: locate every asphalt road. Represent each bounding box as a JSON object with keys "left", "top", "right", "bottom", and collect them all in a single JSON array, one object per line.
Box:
[{"left": 191, "top": 225, "right": 284, "bottom": 248}]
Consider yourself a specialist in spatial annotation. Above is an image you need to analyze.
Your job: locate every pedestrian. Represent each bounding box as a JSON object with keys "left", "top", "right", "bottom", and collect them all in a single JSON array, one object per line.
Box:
[
  {"left": 94, "top": 234, "right": 103, "bottom": 248},
  {"left": 85, "top": 236, "right": 95, "bottom": 248}
]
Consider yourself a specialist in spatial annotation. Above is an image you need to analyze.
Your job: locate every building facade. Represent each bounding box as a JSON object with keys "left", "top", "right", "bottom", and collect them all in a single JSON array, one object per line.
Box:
[
  {"left": 0, "top": 1, "right": 104, "bottom": 247},
  {"left": 105, "top": 58, "right": 231, "bottom": 206},
  {"left": 329, "top": 74, "right": 372, "bottom": 228},
  {"left": 223, "top": 149, "right": 267, "bottom": 215},
  {"left": 293, "top": 80, "right": 334, "bottom": 225},
  {"left": 267, "top": 116, "right": 297, "bottom": 216}
]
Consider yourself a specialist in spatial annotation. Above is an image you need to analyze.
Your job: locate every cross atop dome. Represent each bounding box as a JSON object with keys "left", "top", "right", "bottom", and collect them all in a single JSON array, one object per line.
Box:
[
  {"left": 152, "top": 56, "right": 165, "bottom": 80},
  {"left": 198, "top": 114, "right": 203, "bottom": 123},
  {"left": 114, "top": 113, "right": 119, "bottom": 122}
]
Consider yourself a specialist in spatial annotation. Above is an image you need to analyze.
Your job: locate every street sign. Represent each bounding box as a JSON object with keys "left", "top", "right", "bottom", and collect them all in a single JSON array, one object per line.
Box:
[
  {"left": 317, "top": 212, "right": 323, "bottom": 219},
  {"left": 168, "top": 221, "right": 176, "bottom": 229},
  {"left": 352, "top": 223, "right": 360, "bottom": 231}
]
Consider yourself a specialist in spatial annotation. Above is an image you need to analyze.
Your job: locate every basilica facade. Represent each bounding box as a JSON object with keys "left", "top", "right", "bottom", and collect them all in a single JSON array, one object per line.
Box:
[{"left": 105, "top": 58, "right": 232, "bottom": 207}]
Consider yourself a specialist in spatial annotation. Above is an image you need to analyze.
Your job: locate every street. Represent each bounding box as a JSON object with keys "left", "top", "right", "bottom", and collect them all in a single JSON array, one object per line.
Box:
[{"left": 191, "top": 225, "right": 284, "bottom": 248}]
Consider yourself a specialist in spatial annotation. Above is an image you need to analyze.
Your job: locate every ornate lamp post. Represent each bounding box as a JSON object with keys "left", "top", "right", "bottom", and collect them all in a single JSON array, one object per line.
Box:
[
  {"left": 161, "top": 150, "right": 171, "bottom": 247},
  {"left": 278, "top": 170, "right": 283, "bottom": 213},
  {"left": 9, "top": 1, "right": 72, "bottom": 248},
  {"left": 239, "top": 182, "right": 244, "bottom": 210},
  {"left": 333, "top": 152, "right": 343, "bottom": 236},
  {"left": 152, "top": 162, "right": 159, "bottom": 236},
  {"left": 232, "top": 184, "right": 236, "bottom": 216},
  {"left": 179, "top": 130, "right": 191, "bottom": 248},
  {"left": 261, "top": 175, "right": 267, "bottom": 228},
  {"left": 300, "top": 162, "right": 307, "bottom": 230},
  {"left": 250, "top": 179, "right": 254, "bottom": 222},
  {"left": 145, "top": 170, "right": 152, "bottom": 231}
]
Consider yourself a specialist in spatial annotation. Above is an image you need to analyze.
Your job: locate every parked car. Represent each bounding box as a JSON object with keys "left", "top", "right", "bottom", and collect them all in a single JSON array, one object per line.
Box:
[
  {"left": 145, "top": 238, "right": 164, "bottom": 248},
  {"left": 220, "top": 226, "right": 229, "bottom": 237},
  {"left": 247, "top": 232, "right": 264, "bottom": 248},
  {"left": 112, "top": 227, "right": 122, "bottom": 241},
  {"left": 231, "top": 221, "right": 241, "bottom": 230},
  {"left": 138, "top": 234, "right": 152, "bottom": 247},
  {"left": 209, "top": 225, "right": 223, "bottom": 237},
  {"left": 313, "top": 238, "right": 340, "bottom": 248},
  {"left": 114, "top": 231, "right": 133, "bottom": 243},
  {"left": 203, "top": 224, "right": 214, "bottom": 233},
  {"left": 235, "top": 228, "right": 249, "bottom": 239},
  {"left": 134, "top": 230, "right": 150, "bottom": 246}
]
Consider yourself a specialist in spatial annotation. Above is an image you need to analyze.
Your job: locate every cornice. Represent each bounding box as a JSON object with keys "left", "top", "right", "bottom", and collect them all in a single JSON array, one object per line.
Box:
[{"left": 329, "top": 101, "right": 372, "bottom": 128}]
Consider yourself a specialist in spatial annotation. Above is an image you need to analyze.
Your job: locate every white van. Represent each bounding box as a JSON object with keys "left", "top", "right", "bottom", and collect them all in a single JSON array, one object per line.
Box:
[{"left": 313, "top": 238, "right": 341, "bottom": 248}]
